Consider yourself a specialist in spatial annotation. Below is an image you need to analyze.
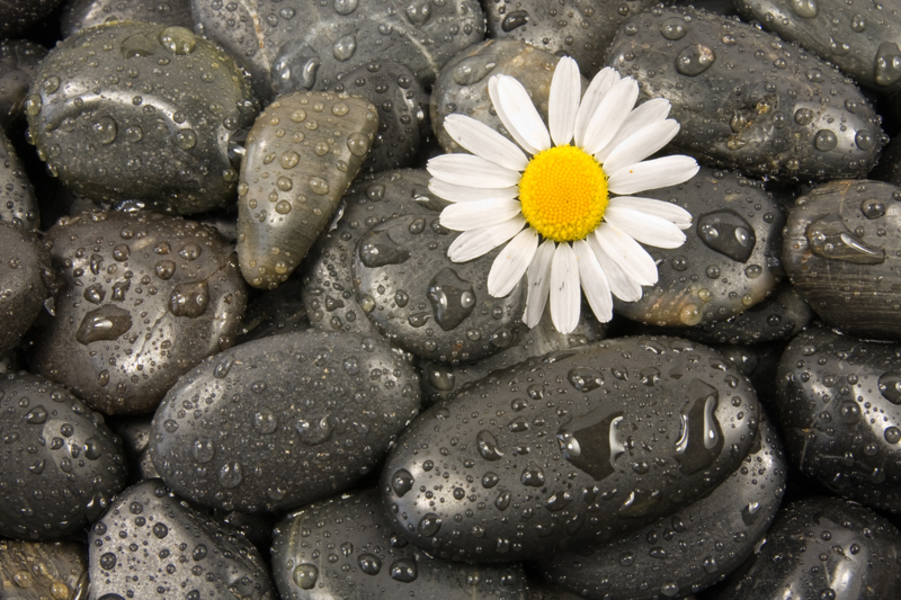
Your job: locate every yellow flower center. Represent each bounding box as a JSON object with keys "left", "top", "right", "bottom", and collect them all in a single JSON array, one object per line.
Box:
[{"left": 518, "top": 145, "right": 609, "bottom": 243}]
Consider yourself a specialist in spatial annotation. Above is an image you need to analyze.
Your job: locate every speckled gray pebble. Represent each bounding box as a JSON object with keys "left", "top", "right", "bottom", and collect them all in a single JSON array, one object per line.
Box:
[
  {"left": 150, "top": 330, "right": 421, "bottom": 512},
  {"left": 382, "top": 336, "right": 760, "bottom": 562},
  {"left": 614, "top": 168, "right": 784, "bottom": 328},
  {"left": 783, "top": 179, "right": 901, "bottom": 340},
  {"left": 25, "top": 21, "right": 259, "bottom": 214},
  {"left": 0, "top": 371, "right": 127, "bottom": 540},
  {"left": 88, "top": 479, "right": 276, "bottom": 600},
  {"left": 608, "top": 6, "right": 884, "bottom": 181},
  {"left": 353, "top": 213, "right": 528, "bottom": 364},
  {"left": 777, "top": 325, "right": 901, "bottom": 513},
  {"left": 536, "top": 413, "right": 786, "bottom": 600},
  {"left": 272, "top": 489, "right": 529, "bottom": 599},
  {"left": 303, "top": 168, "right": 447, "bottom": 336},
  {"left": 26, "top": 210, "right": 247, "bottom": 415}
]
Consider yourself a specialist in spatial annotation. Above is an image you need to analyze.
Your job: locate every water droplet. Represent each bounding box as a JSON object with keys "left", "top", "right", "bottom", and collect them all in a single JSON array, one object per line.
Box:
[
  {"left": 741, "top": 501, "right": 761, "bottom": 525},
  {"left": 159, "top": 26, "right": 196, "bottom": 54},
  {"left": 501, "top": 10, "right": 529, "bottom": 32},
  {"left": 806, "top": 214, "right": 885, "bottom": 264},
  {"left": 875, "top": 42, "right": 901, "bottom": 86},
  {"left": 477, "top": 430, "right": 505, "bottom": 461},
  {"left": 568, "top": 367, "right": 604, "bottom": 392},
  {"left": 674, "top": 379, "right": 723, "bottom": 475},
  {"left": 794, "top": 107, "right": 814, "bottom": 125},
  {"left": 521, "top": 463, "right": 545, "bottom": 487},
  {"left": 860, "top": 198, "right": 885, "bottom": 219},
  {"left": 334, "top": 0, "right": 357, "bottom": 15},
  {"left": 389, "top": 559, "right": 417, "bottom": 582},
  {"left": 24, "top": 93, "right": 42, "bottom": 116},
  {"left": 428, "top": 268, "right": 476, "bottom": 330},
  {"left": 168, "top": 281, "right": 209, "bottom": 318},
  {"left": 358, "top": 227, "right": 411, "bottom": 267},
  {"left": 280, "top": 151, "right": 300, "bottom": 169},
  {"left": 218, "top": 461, "right": 243, "bottom": 488},
  {"left": 813, "top": 129, "right": 838, "bottom": 151},
  {"left": 660, "top": 17, "right": 687, "bottom": 40},
  {"left": 120, "top": 32, "right": 157, "bottom": 58},
  {"left": 675, "top": 44, "right": 716, "bottom": 76},
  {"left": 309, "top": 177, "right": 330, "bottom": 195},
  {"left": 391, "top": 468, "right": 414, "bottom": 496},
  {"left": 452, "top": 56, "right": 499, "bottom": 86},
  {"left": 76, "top": 305, "right": 133, "bottom": 344},
  {"left": 790, "top": 0, "right": 818, "bottom": 17},
  {"left": 557, "top": 411, "right": 625, "bottom": 480},
  {"left": 405, "top": 0, "right": 431, "bottom": 25},
  {"left": 293, "top": 563, "right": 319, "bottom": 589},
  {"left": 878, "top": 372, "right": 901, "bottom": 404},
  {"left": 99, "top": 552, "right": 117, "bottom": 570},
  {"left": 418, "top": 513, "right": 442, "bottom": 536},
  {"left": 697, "top": 210, "right": 756, "bottom": 262},
  {"left": 152, "top": 522, "right": 168, "bottom": 538},
  {"left": 358, "top": 553, "right": 381, "bottom": 575},
  {"left": 193, "top": 438, "right": 215, "bottom": 463},
  {"left": 333, "top": 34, "right": 357, "bottom": 61},
  {"left": 93, "top": 116, "right": 118, "bottom": 145},
  {"left": 174, "top": 129, "right": 197, "bottom": 150},
  {"left": 296, "top": 415, "right": 333, "bottom": 445},
  {"left": 24, "top": 406, "right": 47, "bottom": 424}
]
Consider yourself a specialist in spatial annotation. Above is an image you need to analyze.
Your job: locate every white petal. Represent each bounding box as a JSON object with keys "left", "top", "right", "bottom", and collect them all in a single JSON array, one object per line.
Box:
[
  {"left": 444, "top": 114, "right": 529, "bottom": 171},
  {"left": 489, "top": 75, "right": 551, "bottom": 155},
  {"left": 573, "top": 240, "right": 612, "bottom": 323},
  {"left": 604, "top": 205, "right": 687, "bottom": 249},
  {"left": 429, "top": 180, "right": 519, "bottom": 204},
  {"left": 549, "top": 243, "right": 580, "bottom": 334},
  {"left": 607, "top": 155, "right": 700, "bottom": 196},
  {"left": 595, "top": 98, "right": 671, "bottom": 162},
  {"left": 573, "top": 67, "right": 618, "bottom": 148},
  {"left": 601, "top": 119, "right": 680, "bottom": 175},
  {"left": 608, "top": 196, "right": 693, "bottom": 229},
  {"left": 524, "top": 239, "right": 555, "bottom": 328},
  {"left": 594, "top": 223, "right": 658, "bottom": 285},
  {"left": 582, "top": 77, "right": 640, "bottom": 155},
  {"left": 447, "top": 215, "right": 527, "bottom": 262},
  {"left": 428, "top": 153, "right": 522, "bottom": 189},
  {"left": 440, "top": 198, "right": 523, "bottom": 231},
  {"left": 488, "top": 228, "right": 539, "bottom": 297},
  {"left": 548, "top": 56, "right": 581, "bottom": 147},
  {"left": 588, "top": 233, "right": 643, "bottom": 302}
]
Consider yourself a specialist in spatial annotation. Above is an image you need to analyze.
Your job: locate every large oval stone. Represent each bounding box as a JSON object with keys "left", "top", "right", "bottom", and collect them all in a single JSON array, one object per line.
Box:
[
  {"left": 150, "top": 330, "right": 421, "bottom": 512},
  {"left": 26, "top": 21, "right": 259, "bottom": 214},
  {"left": 536, "top": 412, "right": 786, "bottom": 600},
  {"left": 381, "top": 336, "right": 760, "bottom": 562},
  {"left": 26, "top": 210, "right": 247, "bottom": 415},
  {"left": 607, "top": 6, "right": 884, "bottom": 181},
  {"left": 272, "top": 489, "right": 529, "bottom": 599},
  {"left": 783, "top": 179, "right": 901, "bottom": 340},
  {"left": 776, "top": 325, "right": 901, "bottom": 512}
]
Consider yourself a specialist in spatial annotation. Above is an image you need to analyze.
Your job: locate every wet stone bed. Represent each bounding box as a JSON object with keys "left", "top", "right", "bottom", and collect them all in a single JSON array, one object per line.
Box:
[{"left": 2, "top": 0, "right": 901, "bottom": 599}]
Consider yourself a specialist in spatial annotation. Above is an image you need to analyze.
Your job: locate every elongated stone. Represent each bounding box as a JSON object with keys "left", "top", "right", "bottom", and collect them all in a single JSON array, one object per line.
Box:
[
  {"left": 381, "top": 336, "right": 760, "bottom": 562},
  {"left": 237, "top": 91, "right": 378, "bottom": 290}
]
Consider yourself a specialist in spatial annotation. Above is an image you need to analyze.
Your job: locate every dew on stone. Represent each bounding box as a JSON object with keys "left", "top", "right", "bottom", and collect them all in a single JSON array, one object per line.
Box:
[
  {"left": 418, "top": 513, "right": 442, "bottom": 536},
  {"left": 389, "top": 559, "right": 417, "bottom": 583},
  {"left": 477, "top": 430, "right": 505, "bottom": 461},
  {"left": 391, "top": 468, "right": 414, "bottom": 496},
  {"left": 813, "top": 130, "right": 838, "bottom": 151},
  {"left": 293, "top": 563, "right": 318, "bottom": 589},
  {"left": 675, "top": 380, "right": 723, "bottom": 474},
  {"left": 557, "top": 411, "right": 625, "bottom": 481},
  {"left": 697, "top": 210, "right": 756, "bottom": 262},
  {"left": 168, "top": 281, "right": 210, "bottom": 318},
  {"left": 93, "top": 116, "right": 118, "bottom": 145},
  {"left": 427, "top": 268, "right": 476, "bottom": 330},
  {"left": 452, "top": 56, "right": 499, "bottom": 86},
  {"left": 309, "top": 177, "right": 330, "bottom": 195},
  {"left": 218, "top": 461, "right": 243, "bottom": 488},
  {"left": 358, "top": 553, "right": 381, "bottom": 575},
  {"left": 405, "top": 0, "right": 431, "bottom": 25},
  {"left": 76, "top": 304, "right": 133, "bottom": 344},
  {"left": 789, "top": 0, "right": 818, "bottom": 17},
  {"left": 660, "top": 17, "right": 687, "bottom": 40},
  {"left": 159, "top": 26, "right": 196, "bottom": 55},
  {"left": 875, "top": 42, "right": 901, "bottom": 86},
  {"left": 280, "top": 151, "right": 300, "bottom": 169},
  {"left": 568, "top": 367, "right": 604, "bottom": 392},
  {"left": 675, "top": 44, "right": 716, "bottom": 76},
  {"left": 296, "top": 415, "right": 333, "bottom": 445},
  {"left": 333, "top": 34, "right": 357, "bottom": 61},
  {"left": 193, "top": 438, "right": 215, "bottom": 463},
  {"left": 501, "top": 10, "right": 529, "bottom": 32},
  {"left": 806, "top": 214, "right": 885, "bottom": 264},
  {"left": 359, "top": 228, "right": 411, "bottom": 267},
  {"left": 174, "top": 129, "right": 197, "bottom": 150},
  {"left": 346, "top": 131, "right": 369, "bottom": 156},
  {"left": 334, "top": 0, "right": 358, "bottom": 15}
]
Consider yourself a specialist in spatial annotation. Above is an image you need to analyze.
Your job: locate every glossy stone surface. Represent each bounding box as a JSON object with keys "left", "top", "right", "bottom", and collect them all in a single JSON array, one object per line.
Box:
[
  {"left": 272, "top": 489, "right": 529, "bottom": 599},
  {"left": 381, "top": 336, "right": 760, "bottom": 562},
  {"left": 150, "top": 330, "right": 421, "bottom": 512},
  {"left": 27, "top": 210, "right": 247, "bottom": 415},
  {"left": 783, "top": 179, "right": 901, "bottom": 340},
  {"left": 0, "top": 129, "right": 40, "bottom": 229},
  {"left": 236, "top": 91, "right": 378, "bottom": 289},
  {"left": 0, "top": 371, "right": 127, "bottom": 540},
  {"left": 608, "top": 6, "right": 884, "bottom": 181},
  {"left": 88, "top": 479, "right": 276, "bottom": 600},
  {"left": 26, "top": 21, "right": 259, "bottom": 213}
]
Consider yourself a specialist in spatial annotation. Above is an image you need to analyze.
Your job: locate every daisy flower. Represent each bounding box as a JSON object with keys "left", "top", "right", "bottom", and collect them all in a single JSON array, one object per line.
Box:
[{"left": 427, "top": 57, "right": 699, "bottom": 334}]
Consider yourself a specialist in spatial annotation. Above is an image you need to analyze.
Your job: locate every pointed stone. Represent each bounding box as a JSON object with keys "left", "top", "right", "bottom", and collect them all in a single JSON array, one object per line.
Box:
[{"left": 237, "top": 91, "right": 378, "bottom": 289}]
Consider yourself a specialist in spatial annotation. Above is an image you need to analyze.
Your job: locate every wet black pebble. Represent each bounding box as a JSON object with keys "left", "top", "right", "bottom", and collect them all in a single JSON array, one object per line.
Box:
[
  {"left": 236, "top": 91, "right": 378, "bottom": 290},
  {"left": 0, "top": 371, "right": 127, "bottom": 540},
  {"left": 776, "top": 325, "right": 901, "bottom": 513},
  {"left": 735, "top": 0, "right": 901, "bottom": 91},
  {"left": 192, "top": 0, "right": 485, "bottom": 100},
  {"left": 0, "top": 221, "right": 53, "bottom": 357},
  {"left": 60, "top": 0, "right": 194, "bottom": 38},
  {"left": 783, "top": 179, "right": 901, "bottom": 340},
  {"left": 150, "top": 330, "right": 421, "bottom": 512},
  {"left": 536, "top": 412, "right": 786, "bottom": 600},
  {"left": 0, "top": 539, "right": 87, "bottom": 600},
  {"left": 88, "top": 479, "right": 276, "bottom": 600},
  {"left": 0, "top": 0, "right": 64, "bottom": 37},
  {"left": 484, "top": 0, "right": 658, "bottom": 76},
  {"left": 0, "top": 129, "right": 40, "bottom": 229},
  {"left": 614, "top": 168, "right": 784, "bottom": 327},
  {"left": 26, "top": 209, "right": 247, "bottom": 415},
  {"left": 709, "top": 496, "right": 901, "bottom": 599},
  {"left": 25, "top": 21, "right": 259, "bottom": 214},
  {"left": 272, "top": 488, "right": 530, "bottom": 599},
  {"left": 353, "top": 213, "right": 528, "bottom": 364},
  {"left": 0, "top": 38, "right": 46, "bottom": 132},
  {"left": 381, "top": 336, "right": 760, "bottom": 562},
  {"left": 328, "top": 60, "right": 429, "bottom": 174},
  {"left": 608, "top": 6, "right": 884, "bottom": 181},
  {"left": 303, "top": 168, "right": 446, "bottom": 336}
]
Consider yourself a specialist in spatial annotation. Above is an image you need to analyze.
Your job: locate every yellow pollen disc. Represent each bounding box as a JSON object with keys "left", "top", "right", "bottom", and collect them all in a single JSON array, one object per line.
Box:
[{"left": 519, "top": 145, "right": 608, "bottom": 243}]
